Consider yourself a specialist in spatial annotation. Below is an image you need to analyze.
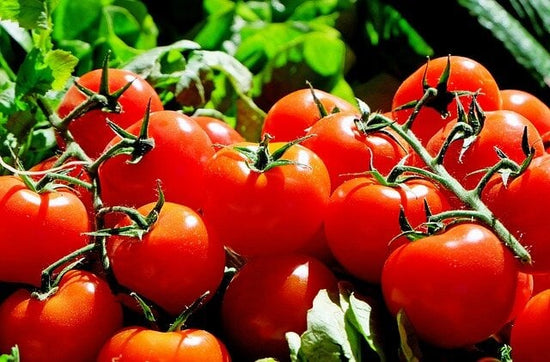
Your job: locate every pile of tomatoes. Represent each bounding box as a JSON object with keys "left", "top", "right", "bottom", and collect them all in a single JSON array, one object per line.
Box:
[{"left": 1, "top": 54, "right": 550, "bottom": 362}]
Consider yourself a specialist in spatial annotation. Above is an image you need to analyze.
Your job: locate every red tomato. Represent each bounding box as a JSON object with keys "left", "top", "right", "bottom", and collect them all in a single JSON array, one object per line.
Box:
[
  {"left": 325, "top": 176, "right": 450, "bottom": 284},
  {"left": 483, "top": 154, "right": 550, "bottom": 273},
  {"left": 425, "top": 110, "right": 544, "bottom": 190},
  {"left": 202, "top": 141, "right": 331, "bottom": 258},
  {"left": 192, "top": 115, "right": 244, "bottom": 147},
  {"left": 261, "top": 88, "right": 359, "bottom": 142},
  {"left": 301, "top": 111, "right": 411, "bottom": 191},
  {"left": 29, "top": 155, "right": 94, "bottom": 221},
  {"left": 501, "top": 89, "right": 550, "bottom": 136},
  {"left": 0, "top": 270, "right": 123, "bottom": 362},
  {"left": 221, "top": 254, "right": 337, "bottom": 361},
  {"left": 0, "top": 175, "right": 90, "bottom": 286},
  {"left": 392, "top": 55, "right": 502, "bottom": 145},
  {"left": 57, "top": 68, "right": 164, "bottom": 159},
  {"left": 107, "top": 201, "right": 225, "bottom": 315},
  {"left": 98, "top": 110, "right": 215, "bottom": 218},
  {"left": 510, "top": 289, "right": 550, "bottom": 362},
  {"left": 97, "top": 327, "right": 231, "bottom": 362},
  {"left": 532, "top": 272, "right": 550, "bottom": 295},
  {"left": 381, "top": 223, "right": 520, "bottom": 348},
  {"left": 507, "top": 272, "right": 534, "bottom": 324}
]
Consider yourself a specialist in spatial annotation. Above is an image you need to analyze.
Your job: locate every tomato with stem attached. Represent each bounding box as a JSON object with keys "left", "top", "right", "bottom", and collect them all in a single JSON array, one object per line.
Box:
[
  {"left": 57, "top": 68, "right": 163, "bottom": 159},
  {"left": 382, "top": 223, "right": 521, "bottom": 349},
  {"left": 0, "top": 270, "right": 123, "bottom": 362}
]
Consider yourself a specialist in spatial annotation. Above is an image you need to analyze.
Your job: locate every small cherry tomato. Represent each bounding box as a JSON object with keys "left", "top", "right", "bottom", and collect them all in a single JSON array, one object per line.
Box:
[
  {"left": 500, "top": 89, "right": 550, "bottom": 136},
  {"left": 192, "top": 115, "right": 244, "bottom": 147}
]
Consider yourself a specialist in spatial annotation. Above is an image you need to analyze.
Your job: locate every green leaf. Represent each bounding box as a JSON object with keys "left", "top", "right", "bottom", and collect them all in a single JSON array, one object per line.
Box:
[
  {"left": 303, "top": 32, "right": 345, "bottom": 77},
  {"left": 347, "top": 293, "right": 386, "bottom": 362},
  {"left": 51, "top": 0, "right": 103, "bottom": 40},
  {"left": 457, "top": 0, "right": 550, "bottom": 88},
  {"left": 0, "top": 19, "right": 32, "bottom": 51},
  {"left": 0, "top": 0, "right": 49, "bottom": 30},
  {"left": 396, "top": 309, "right": 422, "bottom": 362},
  {"left": 0, "top": 345, "right": 19, "bottom": 362},
  {"left": 43, "top": 48, "right": 77, "bottom": 90}
]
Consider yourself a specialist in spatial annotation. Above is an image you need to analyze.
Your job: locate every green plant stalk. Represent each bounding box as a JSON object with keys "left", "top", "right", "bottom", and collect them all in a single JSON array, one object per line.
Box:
[{"left": 374, "top": 113, "right": 532, "bottom": 264}]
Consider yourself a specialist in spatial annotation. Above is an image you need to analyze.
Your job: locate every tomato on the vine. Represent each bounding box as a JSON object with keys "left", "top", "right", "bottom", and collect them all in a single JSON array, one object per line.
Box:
[
  {"left": 500, "top": 89, "right": 550, "bottom": 136},
  {"left": 192, "top": 115, "right": 245, "bottom": 147},
  {"left": 483, "top": 154, "right": 550, "bottom": 274},
  {"left": 0, "top": 175, "right": 90, "bottom": 286},
  {"left": 201, "top": 139, "right": 331, "bottom": 258},
  {"left": 0, "top": 270, "right": 123, "bottom": 362},
  {"left": 510, "top": 289, "right": 550, "bottom": 362},
  {"left": 325, "top": 175, "right": 450, "bottom": 284},
  {"left": 301, "top": 111, "right": 411, "bottom": 191},
  {"left": 261, "top": 87, "right": 359, "bottom": 142},
  {"left": 381, "top": 223, "right": 520, "bottom": 348},
  {"left": 221, "top": 254, "right": 337, "bottom": 361},
  {"left": 98, "top": 110, "right": 215, "bottom": 219},
  {"left": 97, "top": 327, "right": 231, "bottom": 362},
  {"left": 425, "top": 109, "right": 545, "bottom": 190},
  {"left": 107, "top": 201, "right": 226, "bottom": 315},
  {"left": 392, "top": 55, "right": 502, "bottom": 145},
  {"left": 57, "top": 68, "right": 164, "bottom": 159}
]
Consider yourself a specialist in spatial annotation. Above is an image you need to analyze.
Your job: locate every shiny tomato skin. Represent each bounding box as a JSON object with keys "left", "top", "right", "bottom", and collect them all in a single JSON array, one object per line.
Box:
[
  {"left": 107, "top": 201, "right": 225, "bottom": 315},
  {"left": 221, "top": 254, "right": 337, "bottom": 361},
  {"left": 0, "top": 176, "right": 90, "bottom": 286},
  {"left": 97, "top": 327, "right": 231, "bottom": 362},
  {"left": 510, "top": 289, "right": 550, "bottom": 362},
  {"left": 261, "top": 88, "right": 360, "bottom": 142},
  {"left": 192, "top": 115, "right": 245, "bottom": 147},
  {"left": 0, "top": 270, "right": 123, "bottom": 362},
  {"left": 425, "top": 110, "right": 544, "bottom": 190},
  {"left": 98, "top": 110, "right": 215, "bottom": 218},
  {"left": 325, "top": 176, "right": 450, "bottom": 284},
  {"left": 382, "top": 223, "right": 520, "bottom": 348},
  {"left": 483, "top": 154, "right": 550, "bottom": 273},
  {"left": 392, "top": 56, "right": 502, "bottom": 145},
  {"left": 202, "top": 142, "right": 331, "bottom": 258},
  {"left": 302, "top": 111, "right": 411, "bottom": 191},
  {"left": 57, "top": 68, "right": 163, "bottom": 159},
  {"left": 501, "top": 89, "right": 550, "bottom": 136}
]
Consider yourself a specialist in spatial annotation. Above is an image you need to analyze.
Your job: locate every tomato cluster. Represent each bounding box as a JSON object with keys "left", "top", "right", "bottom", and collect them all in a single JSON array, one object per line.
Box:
[{"left": 1, "top": 54, "right": 550, "bottom": 361}]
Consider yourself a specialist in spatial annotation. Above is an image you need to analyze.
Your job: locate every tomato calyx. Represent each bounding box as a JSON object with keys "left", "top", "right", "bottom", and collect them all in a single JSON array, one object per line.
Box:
[
  {"left": 233, "top": 133, "right": 314, "bottom": 172},
  {"left": 393, "top": 55, "right": 476, "bottom": 130}
]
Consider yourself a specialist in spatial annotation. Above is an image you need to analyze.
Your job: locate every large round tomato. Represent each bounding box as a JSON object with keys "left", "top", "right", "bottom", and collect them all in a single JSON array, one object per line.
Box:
[
  {"left": 107, "top": 201, "right": 226, "bottom": 315},
  {"left": 483, "top": 154, "right": 550, "bottom": 273},
  {"left": 325, "top": 176, "right": 450, "bottom": 284},
  {"left": 98, "top": 110, "right": 215, "bottom": 219},
  {"left": 261, "top": 88, "right": 359, "bottom": 142},
  {"left": 425, "top": 109, "right": 544, "bottom": 190},
  {"left": 57, "top": 68, "right": 164, "bottom": 159},
  {"left": 202, "top": 141, "right": 331, "bottom": 258},
  {"left": 0, "top": 270, "right": 123, "bottom": 362},
  {"left": 97, "top": 327, "right": 231, "bottom": 362},
  {"left": 381, "top": 223, "right": 520, "bottom": 348},
  {"left": 221, "top": 254, "right": 337, "bottom": 361},
  {"left": 301, "top": 111, "right": 411, "bottom": 191},
  {"left": 510, "top": 289, "right": 550, "bottom": 362},
  {"left": 500, "top": 89, "right": 550, "bottom": 136},
  {"left": 392, "top": 55, "right": 502, "bottom": 145},
  {"left": 0, "top": 175, "right": 90, "bottom": 286}
]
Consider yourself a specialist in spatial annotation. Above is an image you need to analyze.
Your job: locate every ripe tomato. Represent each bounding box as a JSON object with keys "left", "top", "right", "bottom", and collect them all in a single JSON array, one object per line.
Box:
[
  {"left": 98, "top": 110, "right": 215, "bottom": 218},
  {"left": 261, "top": 88, "right": 359, "bottom": 142},
  {"left": 107, "top": 201, "right": 225, "bottom": 315},
  {"left": 425, "top": 110, "right": 544, "bottom": 190},
  {"left": 301, "top": 111, "right": 411, "bottom": 191},
  {"left": 392, "top": 55, "right": 502, "bottom": 145},
  {"left": 381, "top": 223, "right": 520, "bottom": 348},
  {"left": 325, "top": 176, "right": 450, "bottom": 284},
  {"left": 192, "top": 115, "right": 244, "bottom": 147},
  {"left": 57, "top": 68, "right": 164, "bottom": 159},
  {"left": 483, "top": 154, "right": 550, "bottom": 273},
  {"left": 0, "top": 175, "right": 90, "bottom": 286},
  {"left": 97, "top": 327, "right": 231, "bottom": 362},
  {"left": 221, "top": 254, "right": 337, "bottom": 361},
  {"left": 500, "top": 89, "right": 550, "bottom": 136},
  {"left": 0, "top": 270, "right": 123, "bottom": 362},
  {"left": 510, "top": 289, "right": 550, "bottom": 362},
  {"left": 202, "top": 141, "right": 331, "bottom": 258}
]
